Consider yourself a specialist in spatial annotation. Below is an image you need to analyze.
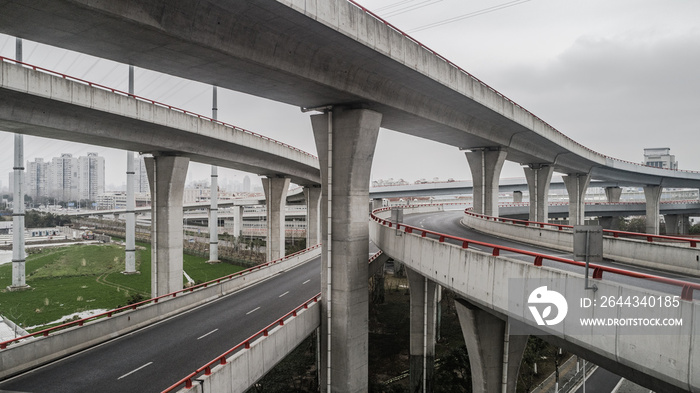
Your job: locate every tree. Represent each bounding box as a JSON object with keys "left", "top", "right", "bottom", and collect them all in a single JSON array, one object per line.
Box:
[{"left": 518, "top": 337, "right": 549, "bottom": 392}]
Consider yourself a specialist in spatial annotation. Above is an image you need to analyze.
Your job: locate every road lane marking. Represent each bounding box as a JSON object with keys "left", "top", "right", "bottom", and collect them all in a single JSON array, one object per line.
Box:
[
  {"left": 197, "top": 328, "right": 219, "bottom": 340},
  {"left": 302, "top": 279, "right": 311, "bottom": 285},
  {"left": 279, "top": 291, "right": 289, "bottom": 298},
  {"left": 118, "top": 362, "right": 153, "bottom": 380},
  {"left": 246, "top": 307, "right": 260, "bottom": 315}
]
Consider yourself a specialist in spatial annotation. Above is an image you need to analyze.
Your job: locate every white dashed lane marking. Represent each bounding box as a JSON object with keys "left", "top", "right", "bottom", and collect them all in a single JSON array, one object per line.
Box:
[
  {"left": 118, "top": 362, "right": 153, "bottom": 380},
  {"left": 197, "top": 329, "right": 219, "bottom": 340}
]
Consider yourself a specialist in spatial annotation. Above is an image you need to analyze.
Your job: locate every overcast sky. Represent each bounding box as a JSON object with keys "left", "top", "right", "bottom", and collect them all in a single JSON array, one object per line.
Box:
[{"left": 1, "top": 0, "right": 698, "bottom": 192}]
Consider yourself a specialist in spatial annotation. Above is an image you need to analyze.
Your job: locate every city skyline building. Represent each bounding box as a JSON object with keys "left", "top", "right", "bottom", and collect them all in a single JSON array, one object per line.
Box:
[
  {"left": 7, "top": 152, "right": 106, "bottom": 203},
  {"left": 644, "top": 148, "right": 678, "bottom": 170},
  {"left": 26, "top": 158, "right": 49, "bottom": 201}
]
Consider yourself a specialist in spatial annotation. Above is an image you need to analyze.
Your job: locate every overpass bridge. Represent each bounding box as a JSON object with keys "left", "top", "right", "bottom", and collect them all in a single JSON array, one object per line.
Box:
[
  {"left": 2, "top": 0, "right": 700, "bottom": 391},
  {"left": 371, "top": 204, "right": 700, "bottom": 392}
]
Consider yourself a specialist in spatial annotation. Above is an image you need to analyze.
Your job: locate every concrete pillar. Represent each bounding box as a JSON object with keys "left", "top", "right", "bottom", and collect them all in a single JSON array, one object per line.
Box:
[
  {"left": 208, "top": 166, "right": 220, "bottom": 263},
  {"left": 605, "top": 186, "right": 622, "bottom": 203},
  {"left": 455, "top": 299, "right": 528, "bottom": 393},
  {"left": 600, "top": 186, "right": 623, "bottom": 230},
  {"left": 464, "top": 148, "right": 507, "bottom": 216},
  {"left": 9, "top": 38, "right": 28, "bottom": 291},
  {"left": 10, "top": 134, "right": 28, "bottom": 290},
  {"left": 262, "top": 177, "right": 290, "bottom": 261},
  {"left": 513, "top": 191, "right": 523, "bottom": 203},
  {"left": 406, "top": 268, "right": 437, "bottom": 393},
  {"left": 523, "top": 165, "right": 554, "bottom": 222},
  {"left": 664, "top": 214, "right": 679, "bottom": 235},
  {"left": 679, "top": 215, "right": 690, "bottom": 235},
  {"left": 208, "top": 86, "right": 219, "bottom": 263},
  {"left": 563, "top": 173, "right": 591, "bottom": 226},
  {"left": 233, "top": 205, "right": 243, "bottom": 237},
  {"left": 124, "top": 150, "right": 137, "bottom": 273},
  {"left": 311, "top": 107, "right": 382, "bottom": 393},
  {"left": 144, "top": 155, "right": 189, "bottom": 298},
  {"left": 643, "top": 185, "right": 662, "bottom": 235},
  {"left": 124, "top": 65, "right": 137, "bottom": 273},
  {"left": 304, "top": 186, "right": 322, "bottom": 247}
]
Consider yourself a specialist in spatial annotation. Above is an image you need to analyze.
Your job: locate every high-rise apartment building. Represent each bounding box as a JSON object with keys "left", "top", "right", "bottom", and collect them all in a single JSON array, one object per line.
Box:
[
  {"left": 78, "top": 153, "right": 105, "bottom": 201},
  {"left": 49, "top": 153, "right": 79, "bottom": 201},
  {"left": 26, "top": 158, "right": 49, "bottom": 201}
]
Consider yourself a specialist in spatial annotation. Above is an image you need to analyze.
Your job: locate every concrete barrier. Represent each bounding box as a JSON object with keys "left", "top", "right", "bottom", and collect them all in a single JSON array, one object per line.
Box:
[
  {"left": 178, "top": 300, "right": 320, "bottom": 393},
  {"left": 371, "top": 207, "right": 699, "bottom": 392},
  {"left": 0, "top": 247, "right": 321, "bottom": 379},
  {"left": 461, "top": 212, "right": 700, "bottom": 277}
]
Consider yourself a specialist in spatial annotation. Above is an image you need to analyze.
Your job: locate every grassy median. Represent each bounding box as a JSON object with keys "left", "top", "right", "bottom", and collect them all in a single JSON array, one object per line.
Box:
[{"left": 0, "top": 242, "right": 246, "bottom": 332}]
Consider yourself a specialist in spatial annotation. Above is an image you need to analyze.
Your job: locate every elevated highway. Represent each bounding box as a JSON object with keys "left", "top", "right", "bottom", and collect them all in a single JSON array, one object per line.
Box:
[
  {"left": 2, "top": 0, "right": 700, "bottom": 188},
  {"left": 3, "top": 1, "right": 700, "bottom": 390},
  {"left": 371, "top": 205, "right": 700, "bottom": 392}
]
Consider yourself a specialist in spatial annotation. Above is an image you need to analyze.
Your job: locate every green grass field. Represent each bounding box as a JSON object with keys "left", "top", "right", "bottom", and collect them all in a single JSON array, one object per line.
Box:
[{"left": 0, "top": 242, "right": 246, "bottom": 331}]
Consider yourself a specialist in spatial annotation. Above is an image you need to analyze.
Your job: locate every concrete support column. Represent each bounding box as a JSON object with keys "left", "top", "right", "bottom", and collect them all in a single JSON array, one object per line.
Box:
[
  {"left": 464, "top": 148, "right": 507, "bottom": 216},
  {"left": 10, "top": 38, "right": 27, "bottom": 291},
  {"left": 600, "top": 186, "right": 623, "bottom": 230},
  {"left": 523, "top": 165, "right": 554, "bottom": 222},
  {"left": 208, "top": 86, "right": 219, "bottom": 263},
  {"left": 679, "top": 215, "right": 690, "bottom": 235},
  {"left": 513, "top": 191, "right": 523, "bottom": 203},
  {"left": 664, "top": 214, "right": 679, "bottom": 235},
  {"left": 10, "top": 134, "right": 28, "bottom": 290},
  {"left": 605, "top": 186, "right": 622, "bottom": 203},
  {"left": 232, "top": 206, "right": 243, "bottom": 238},
  {"left": 643, "top": 185, "right": 662, "bottom": 235},
  {"left": 311, "top": 107, "right": 382, "bottom": 393},
  {"left": 563, "top": 173, "right": 591, "bottom": 226},
  {"left": 406, "top": 268, "right": 437, "bottom": 393},
  {"left": 304, "top": 186, "right": 322, "bottom": 247},
  {"left": 124, "top": 65, "right": 137, "bottom": 274},
  {"left": 455, "top": 299, "right": 528, "bottom": 393},
  {"left": 208, "top": 166, "right": 220, "bottom": 262},
  {"left": 262, "top": 177, "right": 290, "bottom": 261},
  {"left": 125, "top": 151, "right": 137, "bottom": 273},
  {"left": 145, "top": 155, "right": 189, "bottom": 298}
]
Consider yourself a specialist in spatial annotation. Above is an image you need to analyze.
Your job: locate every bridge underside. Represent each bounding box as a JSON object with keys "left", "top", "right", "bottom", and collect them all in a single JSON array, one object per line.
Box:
[{"left": 5, "top": 0, "right": 699, "bottom": 187}]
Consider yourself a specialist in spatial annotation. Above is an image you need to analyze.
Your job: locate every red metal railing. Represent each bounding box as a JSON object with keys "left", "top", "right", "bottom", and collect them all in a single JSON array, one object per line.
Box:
[
  {"left": 161, "top": 293, "right": 321, "bottom": 393},
  {"left": 0, "top": 56, "right": 317, "bottom": 160},
  {"left": 345, "top": 1, "right": 700, "bottom": 175},
  {"left": 0, "top": 244, "right": 321, "bottom": 350},
  {"left": 371, "top": 206, "right": 700, "bottom": 300},
  {"left": 463, "top": 207, "right": 698, "bottom": 247}
]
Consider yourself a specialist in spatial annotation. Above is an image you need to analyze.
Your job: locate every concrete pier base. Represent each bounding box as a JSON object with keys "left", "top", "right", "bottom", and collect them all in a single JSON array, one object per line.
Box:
[
  {"left": 643, "top": 185, "right": 662, "bottom": 235},
  {"left": 311, "top": 107, "right": 382, "bottom": 393},
  {"left": 455, "top": 299, "right": 527, "bottom": 393},
  {"left": 513, "top": 190, "right": 523, "bottom": 203},
  {"left": 304, "top": 186, "right": 322, "bottom": 247},
  {"left": 523, "top": 165, "right": 554, "bottom": 222},
  {"left": 263, "top": 177, "right": 290, "bottom": 261},
  {"left": 406, "top": 268, "right": 437, "bottom": 393},
  {"left": 145, "top": 155, "right": 189, "bottom": 298},
  {"left": 563, "top": 173, "right": 591, "bottom": 225},
  {"left": 464, "top": 148, "right": 507, "bottom": 217},
  {"left": 601, "top": 187, "right": 623, "bottom": 229}
]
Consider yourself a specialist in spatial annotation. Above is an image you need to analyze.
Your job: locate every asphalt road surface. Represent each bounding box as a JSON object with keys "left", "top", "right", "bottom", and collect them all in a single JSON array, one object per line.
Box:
[{"left": 0, "top": 257, "right": 321, "bottom": 393}]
